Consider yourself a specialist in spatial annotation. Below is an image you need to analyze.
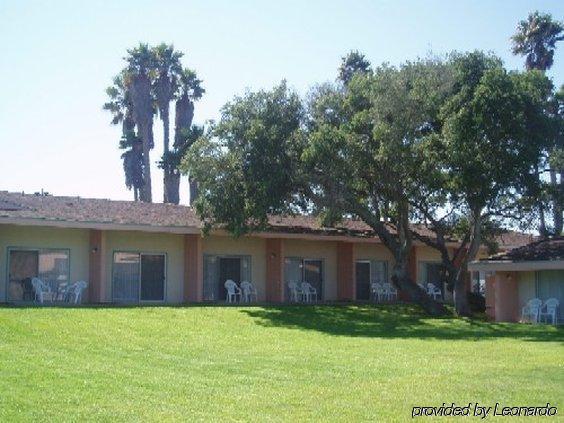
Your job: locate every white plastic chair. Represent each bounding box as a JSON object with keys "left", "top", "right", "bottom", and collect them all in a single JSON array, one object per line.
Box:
[
  {"left": 539, "top": 298, "right": 559, "bottom": 325},
  {"left": 240, "top": 281, "right": 258, "bottom": 303},
  {"left": 288, "top": 282, "right": 303, "bottom": 303},
  {"left": 53, "top": 282, "right": 71, "bottom": 302},
  {"left": 371, "top": 283, "right": 384, "bottom": 302},
  {"left": 68, "top": 281, "right": 88, "bottom": 304},
  {"left": 521, "top": 298, "right": 542, "bottom": 324},
  {"left": 427, "top": 283, "right": 442, "bottom": 300},
  {"left": 301, "top": 282, "right": 318, "bottom": 303},
  {"left": 224, "top": 279, "right": 241, "bottom": 303},
  {"left": 383, "top": 283, "right": 398, "bottom": 301},
  {"left": 31, "top": 277, "right": 52, "bottom": 304}
]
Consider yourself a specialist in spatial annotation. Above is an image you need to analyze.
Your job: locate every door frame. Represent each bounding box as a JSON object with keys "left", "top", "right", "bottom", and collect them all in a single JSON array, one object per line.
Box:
[{"left": 111, "top": 250, "right": 167, "bottom": 303}]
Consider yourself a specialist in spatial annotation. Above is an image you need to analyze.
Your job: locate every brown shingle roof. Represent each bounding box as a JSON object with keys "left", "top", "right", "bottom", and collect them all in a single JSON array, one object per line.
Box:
[
  {"left": 494, "top": 231, "right": 538, "bottom": 251},
  {"left": 482, "top": 237, "right": 564, "bottom": 262},
  {"left": 0, "top": 191, "right": 202, "bottom": 228},
  {"left": 0, "top": 191, "right": 537, "bottom": 245}
]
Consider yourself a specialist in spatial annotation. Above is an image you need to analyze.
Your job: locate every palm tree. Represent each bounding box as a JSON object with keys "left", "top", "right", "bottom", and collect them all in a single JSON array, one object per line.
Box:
[
  {"left": 173, "top": 68, "right": 205, "bottom": 205},
  {"left": 124, "top": 43, "right": 156, "bottom": 203},
  {"left": 152, "top": 44, "right": 183, "bottom": 203},
  {"left": 511, "top": 11, "right": 564, "bottom": 71},
  {"left": 103, "top": 72, "right": 145, "bottom": 201},
  {"left": 512, "top": 11, "right": 564, "bottom": 235}
]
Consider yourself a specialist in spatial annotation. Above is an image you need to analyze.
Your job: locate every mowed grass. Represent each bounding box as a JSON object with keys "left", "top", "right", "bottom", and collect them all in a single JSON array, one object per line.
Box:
[{"left": 0, "top": 305, "right": 562, "bottom": 422}]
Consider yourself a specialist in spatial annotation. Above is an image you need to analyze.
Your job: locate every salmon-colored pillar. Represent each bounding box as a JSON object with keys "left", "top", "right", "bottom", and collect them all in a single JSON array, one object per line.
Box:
[
  {"left": 494, "top": 272, "right": 519, "bottom": 322},
  {"left": 184, "top": 234, "right": 203, "bottom": 302},
  {"left": 266, "top": 238, "right": 284, "bottom": 302},
  {"left": 88, "top": 229, "right": 106, "bottom": 303},
  {"left": 337, "top": 242, "right": 355, "bottom": 301}
]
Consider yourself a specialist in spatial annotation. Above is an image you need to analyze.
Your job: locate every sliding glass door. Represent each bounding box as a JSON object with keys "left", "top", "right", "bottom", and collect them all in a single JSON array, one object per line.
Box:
[
  {"left": 7, "top": 248, "right": 70, "bottom": 302},
  {"left": 284, "top": 257, "right": 324, "bottom": 300},
  {"left": 113, "top": 252, "right": 166, "bottom": 303},
  {"left": 355, "top": 261, "right": 371, "bottom": 300},
  {"left": 203, "top": 255, "right": 251, "bottom": 301},
  {"left": 140, "top": 254, "right": 166, "bottom": 301}
]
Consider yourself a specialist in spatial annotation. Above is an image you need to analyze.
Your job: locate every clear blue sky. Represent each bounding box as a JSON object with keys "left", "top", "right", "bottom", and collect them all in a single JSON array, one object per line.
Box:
[{"left": 1, "top": 0, "right": 563, "bottom": 204}]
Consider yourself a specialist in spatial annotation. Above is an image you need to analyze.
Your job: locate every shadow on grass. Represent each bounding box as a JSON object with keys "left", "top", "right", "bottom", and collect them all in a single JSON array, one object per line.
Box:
[{"left": 240, "top": 304, "right": 564, "bottom": 343}]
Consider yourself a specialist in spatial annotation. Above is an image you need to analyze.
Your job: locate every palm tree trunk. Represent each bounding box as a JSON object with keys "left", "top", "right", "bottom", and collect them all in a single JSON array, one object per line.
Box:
[
  {"left": 551, "top": 169, "right": 562, "bottom": 234},
  {"left": 162, "top": 107, "right": 174, "bottom": 203},
  {"left": 168, "top": 172, "right": 181, "bottom": 205},
  {"left": 139, "top": 121, "right": 152, "bottom": 203}
]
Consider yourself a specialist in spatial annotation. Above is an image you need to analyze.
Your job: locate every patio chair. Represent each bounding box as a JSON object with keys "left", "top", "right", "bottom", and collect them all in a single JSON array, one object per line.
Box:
[
  {"left": 224, "top": 279, "right": 241, "bottom": 303},
  {"left": 240, "top": 281, "right": 258, "bottom": 303},
  {"left": 426, "top": 283, "right": 442, "bottom": 300},
  {"left": 287, "top": 282, "right": 303, "bottom": 303},
  {"left": 68, "top": 281, "right": 88, "bottom": 304},
  {"left": 521, "top": 298, "right": 542, "bottom": 324},
  {"left": 53, "top": 282, "right": 71, "bottom": 302},
  {"left": 301, "top": 282, "right": 318, "bottom": 303},
  {"left": 371, "top": 283, "right": 384, "bottom": 302},
  {"left": 383, "top": 283, "right": 398, "bottom": 302},
  {"left": 31, "top": 277, "right": 52, "bottom": 304},
  {"left": 539, "top": 298, "right": 559, "bottom": 325}
]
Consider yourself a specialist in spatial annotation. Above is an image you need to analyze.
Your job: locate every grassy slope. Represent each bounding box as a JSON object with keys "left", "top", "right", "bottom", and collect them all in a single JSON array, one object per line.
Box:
[{"left": 0, "top": 305, "right": 562, "bottom": 422}]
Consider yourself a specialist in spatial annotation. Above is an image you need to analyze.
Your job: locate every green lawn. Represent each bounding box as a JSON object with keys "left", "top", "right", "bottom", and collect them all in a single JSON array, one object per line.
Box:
[{"left": 0, "top": 305, "right": 562, "bottom": 422}]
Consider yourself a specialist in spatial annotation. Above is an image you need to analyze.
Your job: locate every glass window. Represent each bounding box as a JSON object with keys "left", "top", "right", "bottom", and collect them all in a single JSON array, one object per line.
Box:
[
  {"left": 7, "top": 249, "right": 69, "bottom": 302},
  {"left": 113, "top": 252, "right": 140, "bottom": 302},
  {"left": 370, "top": 260, "right": 388, "bottom": 284},
  {"left": 284, "top": 257, "right": 324, "bottom": 300},
  {"left": 536, "top": 270, "right": 564, "bottom": 306}
]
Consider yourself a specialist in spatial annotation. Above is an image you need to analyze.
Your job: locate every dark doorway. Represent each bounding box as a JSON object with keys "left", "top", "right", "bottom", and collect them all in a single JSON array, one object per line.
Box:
[
  {"left": 8, "top": 250, "right": 39, "bottom": 301},
  {"left": 356, "top": 261, "right": 371, "bottom": 301},
  {"left": 219, "top": 257, "right": 241, "bottom": 302},
  {"left": 304, "top": 259, "right": 323, "bottom": 300},
  {"left": 140, "top": 254, "right": 166, "bottom": 301}
]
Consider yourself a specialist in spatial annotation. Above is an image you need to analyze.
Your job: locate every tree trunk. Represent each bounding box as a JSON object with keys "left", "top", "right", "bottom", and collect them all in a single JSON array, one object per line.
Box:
[
  {"left": 391, "top": 261, "right": 447, "bottom": 316},
  {"left": 162, "top": 107, "right": 174, "bottom": 204},
  {"left": 453, "top": 269, "right": 471, "bottom": 317},
  {"left": 139, "top": 121, "right": 152, "bottom": 203},
  {"left": 551, "top": 170, "right": 562, "bottom": 235},
  {"left": 167, "top": 172, "right": 181, "bottom": 205},
  {"left": 189, "top": 175, "right": 198, "bottom": 205}
]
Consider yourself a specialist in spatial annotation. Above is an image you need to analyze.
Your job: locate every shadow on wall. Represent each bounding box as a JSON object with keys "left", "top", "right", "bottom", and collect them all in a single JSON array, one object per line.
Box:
[{"left": 240, "top": 305, "right": 564, "bottom": 343}]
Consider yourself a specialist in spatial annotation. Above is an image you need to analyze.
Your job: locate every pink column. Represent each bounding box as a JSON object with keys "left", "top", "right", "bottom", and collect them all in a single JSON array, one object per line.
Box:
[
  {"left": 494, "top": 272, "right": 519, "bottom": 322},
  {"left": 184, "top": 234, "right": 203, "bottom": 302},
  {"left": 337, "top": 242, "right": 355, "bottom": 301}
]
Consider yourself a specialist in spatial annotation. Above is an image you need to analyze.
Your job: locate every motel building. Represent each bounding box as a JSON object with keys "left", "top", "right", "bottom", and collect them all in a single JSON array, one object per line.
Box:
[
  {"left": 0, "top": 190, "right": 534, "bottom": 307},
  {"left": 469, "top": 236, "right": 564, "bottom": 324}
]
